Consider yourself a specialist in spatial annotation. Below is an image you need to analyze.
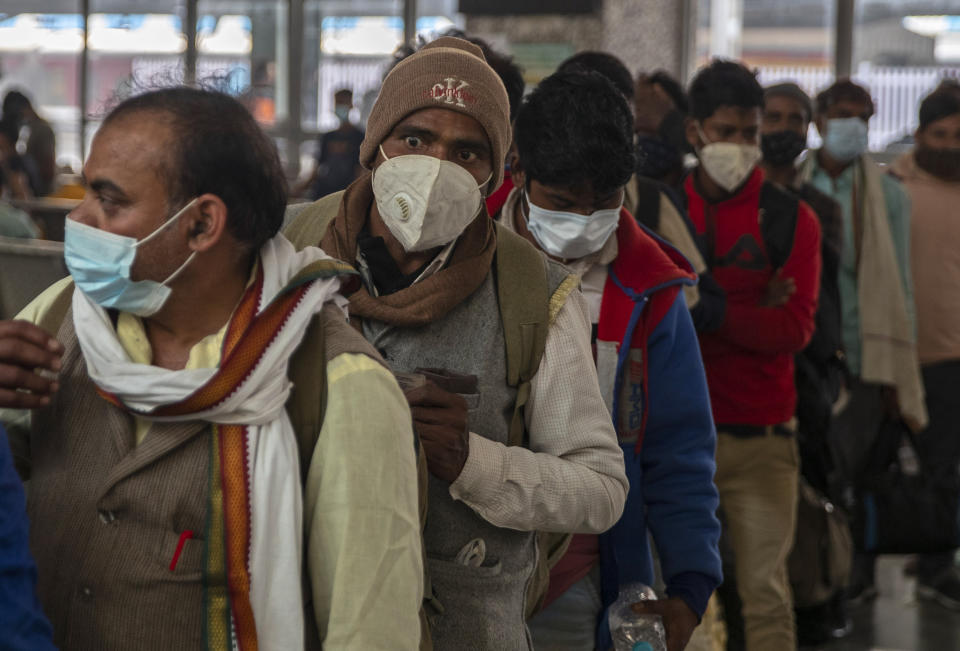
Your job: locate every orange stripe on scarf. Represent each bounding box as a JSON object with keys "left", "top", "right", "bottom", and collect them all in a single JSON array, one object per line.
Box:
[{"left": 219, "top": 423, "right": 257, "bottom": 650}]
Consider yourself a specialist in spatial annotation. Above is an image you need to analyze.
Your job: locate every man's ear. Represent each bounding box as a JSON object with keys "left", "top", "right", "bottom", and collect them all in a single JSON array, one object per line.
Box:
[
  {"left": 684, "top": 117, "right": 701, "bottom": 151},
  {"left": 186, "top": 194, "right": 228, "bottom": 252},
  {"left": 510, "top": 155, "right": 525, "bottom": 189},
  {"left": 814, "top": 115, "right": 826, "bottom": 138}
]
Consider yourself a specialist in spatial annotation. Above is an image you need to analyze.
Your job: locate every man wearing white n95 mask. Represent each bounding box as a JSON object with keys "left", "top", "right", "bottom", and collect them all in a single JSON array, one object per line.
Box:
[
  {"left": 682, "top": 60, "right": 822, "bottom": 651},
  {"left": 284, "top": 36, "right": 628, "bottom": 649}
]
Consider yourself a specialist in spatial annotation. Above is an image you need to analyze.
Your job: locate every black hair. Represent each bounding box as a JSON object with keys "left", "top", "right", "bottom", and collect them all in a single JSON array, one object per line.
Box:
[
  {"left": 0, "top": 118, "right": 19, "bottom": 144},
  {"left": 648, "top": 70, "right": 689, "bottom": 115},
  {"left": 815, "top": 78, "right": 875, "bottom": 118},
  {"left": 102, "top": 87, "right": 287, "bottom": 252},
  {"left": 515, "top": 69, "right": 635, "bottom": 197},
  {"left": 764, "top": 82, "right": 814, "bottom": 122},
  {"left": 557, "top": 51, "right": 634, "bottom": 101},
  {"left": 439, "top": 29, "right": 525, "bottom": 122},
  {"left": 688, "top": 59, "right": 764, "bottom": 121},
  {"left": 2, "top": 90, "right": 31, "bottom": 123},
  {"left": 935, "top": 78, "right": 960, "bottom": 100},
  {"left": 919, "top": 87, "right": 960, "bottom": 130},
  {"left": 333, "top": 88, "right": 353, "bottom": 102}
]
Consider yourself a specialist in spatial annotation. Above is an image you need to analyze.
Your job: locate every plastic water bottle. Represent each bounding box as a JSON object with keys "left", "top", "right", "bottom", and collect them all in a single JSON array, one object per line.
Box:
[{"left": 608, "top": 582, "right": 667, "bottom": 651}]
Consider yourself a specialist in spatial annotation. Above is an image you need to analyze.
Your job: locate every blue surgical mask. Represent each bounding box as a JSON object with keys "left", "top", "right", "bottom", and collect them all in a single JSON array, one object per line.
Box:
[
  {"left": 64, "top": 198, "right": 199, "bottom": 317},
  {"left": 524, "top": 190, "right": 622, "bottom": 260},
  {"left": 823, "top": 117, "right": 868, "bottom": 162},
  {"left": 334, "top": 105, "right": 350, "bottom": 122}
]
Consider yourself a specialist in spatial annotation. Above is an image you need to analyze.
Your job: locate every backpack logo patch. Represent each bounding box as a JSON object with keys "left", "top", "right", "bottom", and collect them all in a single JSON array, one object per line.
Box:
[{"left": 429, "top": 77, "right": 473, "bottom": 108}]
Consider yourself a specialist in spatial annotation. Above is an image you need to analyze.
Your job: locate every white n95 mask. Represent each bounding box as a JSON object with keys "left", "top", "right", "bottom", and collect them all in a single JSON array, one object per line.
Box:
[
  {"left": 696, "top": 124, "right": 762, "bottom": 193},
  {"left": 372, "top": 146, "right": 488, "bottom": 252}
]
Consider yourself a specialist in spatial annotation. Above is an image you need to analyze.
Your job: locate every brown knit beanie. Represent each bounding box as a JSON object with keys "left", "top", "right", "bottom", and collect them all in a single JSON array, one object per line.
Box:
[{"left": 360, "top": 36, "right": 511, "bottom": 192}]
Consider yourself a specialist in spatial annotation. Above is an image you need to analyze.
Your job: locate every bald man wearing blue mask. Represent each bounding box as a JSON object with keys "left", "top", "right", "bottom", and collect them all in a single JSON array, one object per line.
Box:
[{"left": 0, "top": 87, "right": 424, "bottom": 650}]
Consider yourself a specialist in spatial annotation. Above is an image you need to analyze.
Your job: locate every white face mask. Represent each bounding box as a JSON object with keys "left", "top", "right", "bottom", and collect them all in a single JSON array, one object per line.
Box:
[
  {"left": 372, "top": 146, "right": 489, "bottom": 252},
  {"left": 696, "top": 124, "right": 762, "bottom": 193},
  {"left": 524, "top": 189, "right": 622, "bottom": 260}
]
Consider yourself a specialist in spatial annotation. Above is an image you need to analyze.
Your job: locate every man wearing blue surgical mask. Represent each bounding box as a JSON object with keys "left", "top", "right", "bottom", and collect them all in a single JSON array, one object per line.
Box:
[
  {"left": 0, "top": 87, "right": 425, "bottom": 650},
  {"left": 499, "top": 68, "right": 721, "bottom": 651},
  {"left": 802, "top": 80, "right": 926, "bottom": 607}
]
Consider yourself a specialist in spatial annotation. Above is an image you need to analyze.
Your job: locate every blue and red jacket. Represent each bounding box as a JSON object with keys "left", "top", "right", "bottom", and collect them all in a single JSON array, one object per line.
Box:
[
  {"left": 592, "top": 211, "right": 722, "bottom": 649},
  {"left": 0, "top": 424, "right": 56, "bottom": 651},
  {"left": 489, "top": 188, "right": 722, "bottom": 647}
]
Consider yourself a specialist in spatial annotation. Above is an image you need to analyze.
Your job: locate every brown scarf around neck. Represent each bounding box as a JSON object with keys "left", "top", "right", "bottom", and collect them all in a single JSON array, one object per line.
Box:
[{"left": 320, "top": 172, "right": 497, "bottom": 327}]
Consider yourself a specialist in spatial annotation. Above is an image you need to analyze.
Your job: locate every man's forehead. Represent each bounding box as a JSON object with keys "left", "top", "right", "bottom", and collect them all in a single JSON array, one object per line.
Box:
[
  {"left": 926, "top": 113, "right": 960, "bottom": 130},
  {"left": 765, "top": 94, "right": 806, "bottom": 115},
  {"left": 710, "top": 105, "right": 761, "bottom": 123},
  {"left": 85, "top": 119, "right": 171, "bottom": 187},
  {"left": 829, "top": 99, "right": 871, "bottom": 115},
  {"left": 534, "top": 178, "right": 620, "bottom": 201}
]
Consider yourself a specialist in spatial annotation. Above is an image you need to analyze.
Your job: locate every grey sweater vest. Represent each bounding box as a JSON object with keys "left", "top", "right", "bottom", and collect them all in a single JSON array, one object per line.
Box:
[{"left": 362, "top": 262, "right": 569, "bottom": 651}]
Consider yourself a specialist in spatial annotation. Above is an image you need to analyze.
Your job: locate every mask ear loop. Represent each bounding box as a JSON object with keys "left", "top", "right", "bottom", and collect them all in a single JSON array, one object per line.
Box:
[
  {"left": 160, "top": 250, "right": 198, "bottom": 287},
  {"left": 135, "top": 197, "right": 200, "bottom": 248},
  {"left": 696, "top": 123, "right": 713, "bottom": 147},
  {"left": 137, "top": 197, "right": 201, "bottom": 287}
]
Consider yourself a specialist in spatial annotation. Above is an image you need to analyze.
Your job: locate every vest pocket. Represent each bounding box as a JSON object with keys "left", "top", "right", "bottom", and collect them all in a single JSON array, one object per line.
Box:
[
  {"left": 156, "top": 529, "right": 204, "bottom": 578},
  {"left": 426, "top": 553, "right": 530, "bottom": 649}
]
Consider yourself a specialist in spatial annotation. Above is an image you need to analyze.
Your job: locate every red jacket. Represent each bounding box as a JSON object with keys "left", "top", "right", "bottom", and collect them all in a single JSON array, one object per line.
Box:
[
  {"left": 485, "top": 169, "right": 515, "bottom": 217},
  {"left": 684, "top": 168, "right": 821, "bottom": 426}
]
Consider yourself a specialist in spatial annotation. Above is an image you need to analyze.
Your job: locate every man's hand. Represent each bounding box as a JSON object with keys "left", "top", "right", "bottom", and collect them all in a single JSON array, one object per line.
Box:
[
  {"left": 0, "top": 320, "right": 63, "bottom": 409},
  {"left": 405, "top": 381, "right": 470, "bottom": 483},
  {"left": 631, "top": 597, "right": 699, "bottom": 651},
  {"left": 634, "top": 75, "right": 676, "bottom": 135},
  {"left": 760, "top": 270, "right": 796, "bottom": 307}
]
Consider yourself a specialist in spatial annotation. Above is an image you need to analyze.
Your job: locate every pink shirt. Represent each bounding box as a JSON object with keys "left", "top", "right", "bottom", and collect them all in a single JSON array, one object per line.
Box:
[{"left": 893, "top": 153, "right": 960, "bottom": 364}]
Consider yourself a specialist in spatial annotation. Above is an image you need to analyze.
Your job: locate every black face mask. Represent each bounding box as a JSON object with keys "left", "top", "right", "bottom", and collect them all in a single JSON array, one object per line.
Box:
[
  {"left": 635, "top": 135, "right": 683, "bottom": 180},
  {"left": 760, "top": 130, "right": 808, "bottom": 167},
  {"left": 915, "top": 147, "right": 960, "bottom": 182}
]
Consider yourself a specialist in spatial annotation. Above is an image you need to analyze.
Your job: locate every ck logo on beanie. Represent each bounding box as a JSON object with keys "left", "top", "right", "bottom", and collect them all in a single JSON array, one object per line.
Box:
[{"left": 430, "top": 77, "right": 474, "bottom": 108}]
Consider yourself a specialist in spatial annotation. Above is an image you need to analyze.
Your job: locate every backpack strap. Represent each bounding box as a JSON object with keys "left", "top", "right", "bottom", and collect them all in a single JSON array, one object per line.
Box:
[
  {"left": 633, "top": 176, "right": 663, "bottom": 232},
  {"left": 494, "top": 223, "right": 551, "bottom": 448},
  {"left": 283, "top": 191, "right": 345, "bottom": 251},
  {"left": 36, "top": 279, "right": 75, "bottom": 337},
  {"left": 759, "top": 181, "right": 800, "bottom": 271},
  {"left": 493, "top": 226, "right": 579, "bottom": 621}
]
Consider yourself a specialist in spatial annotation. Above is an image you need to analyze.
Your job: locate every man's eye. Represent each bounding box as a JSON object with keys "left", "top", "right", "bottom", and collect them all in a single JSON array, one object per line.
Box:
[
  {"left": 457, "top": 150, "right": 478, "bottom": 163},
  {"left": 404, "top": 136, "right": 422, "bottom": 148}
]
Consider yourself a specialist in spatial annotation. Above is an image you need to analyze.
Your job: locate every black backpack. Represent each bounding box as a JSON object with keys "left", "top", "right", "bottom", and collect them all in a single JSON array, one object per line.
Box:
[{"left": 634, "top": 179, "right": 799, "bottom": 270}]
